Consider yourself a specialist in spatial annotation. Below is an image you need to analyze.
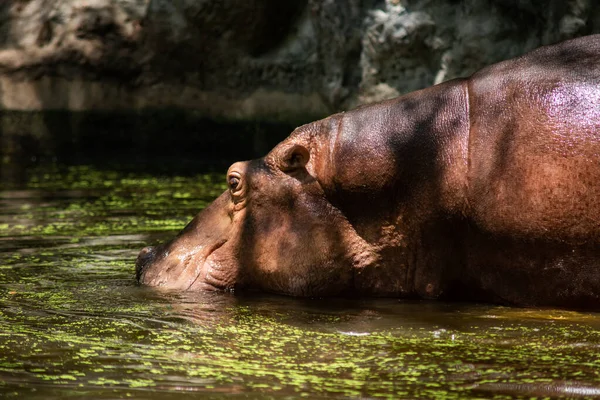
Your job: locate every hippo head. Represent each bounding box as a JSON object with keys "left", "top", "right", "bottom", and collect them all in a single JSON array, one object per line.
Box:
[
  {"left": 136, "top": 82, "right": 468, "bottom": 298},
  {"left": 136, "top": 117, "right": 379, "bottom": 297}
]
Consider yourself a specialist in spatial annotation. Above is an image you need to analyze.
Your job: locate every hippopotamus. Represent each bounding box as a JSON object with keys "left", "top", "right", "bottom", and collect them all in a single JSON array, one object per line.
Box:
[{"left": 136, "top": 34, "right": 600, "bottom": 309}]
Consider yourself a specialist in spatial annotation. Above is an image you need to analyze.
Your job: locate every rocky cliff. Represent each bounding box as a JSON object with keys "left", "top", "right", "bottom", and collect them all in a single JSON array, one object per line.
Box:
[
  {"left": 0, "top": 0, "right": 599, "bottom": 171},
  {"left": 1, "top": 0, "right": 598, "bottom": 120}
]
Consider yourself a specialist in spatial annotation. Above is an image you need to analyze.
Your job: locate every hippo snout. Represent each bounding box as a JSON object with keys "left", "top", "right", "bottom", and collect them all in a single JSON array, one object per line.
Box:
[{"left": 135, "top": 246, "right": 156, "bottom": 281}]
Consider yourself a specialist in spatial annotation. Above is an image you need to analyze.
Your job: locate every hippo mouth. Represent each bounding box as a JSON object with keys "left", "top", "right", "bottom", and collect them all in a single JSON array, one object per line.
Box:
[
  {"left": 185, "top": 238, "right": 229, "bottom": 291},
  {"left": 136, "top": 238, "right": 230, "bottom": 291}
]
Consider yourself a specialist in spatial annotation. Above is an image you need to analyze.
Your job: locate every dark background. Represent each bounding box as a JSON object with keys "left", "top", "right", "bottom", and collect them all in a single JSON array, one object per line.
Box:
[{"left": 0, "top": 0, "right": 599, "bottom": 180}]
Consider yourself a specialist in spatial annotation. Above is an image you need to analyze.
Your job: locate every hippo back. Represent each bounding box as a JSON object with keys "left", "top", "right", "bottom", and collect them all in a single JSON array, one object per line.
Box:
[{"left": 463, "top": 35, "right": 600, "bottom": 307}]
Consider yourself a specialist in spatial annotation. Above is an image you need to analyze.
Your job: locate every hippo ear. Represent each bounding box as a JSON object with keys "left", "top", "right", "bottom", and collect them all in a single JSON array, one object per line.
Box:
[{"left": 279, "top": 144, "right": 310, "bottom": 172}]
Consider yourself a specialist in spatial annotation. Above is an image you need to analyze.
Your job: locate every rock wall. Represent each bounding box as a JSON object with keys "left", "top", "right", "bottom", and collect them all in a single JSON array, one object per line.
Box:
[
  {"left": 1, "top": 0, "right": 599, "bottom": 174},
  {"left": 0, "top": 0, "right": 598, "bottom": 121}
]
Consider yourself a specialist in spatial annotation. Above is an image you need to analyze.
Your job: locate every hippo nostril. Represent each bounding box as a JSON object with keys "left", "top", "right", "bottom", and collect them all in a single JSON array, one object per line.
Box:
[{"left": 136, "top": 246, "right": 156, "bottom": 281}]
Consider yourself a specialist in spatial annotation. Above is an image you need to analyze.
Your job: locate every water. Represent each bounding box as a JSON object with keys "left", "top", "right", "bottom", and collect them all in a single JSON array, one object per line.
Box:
[{"left": 2, "top": 165, "right": 600, "bottom": 399}]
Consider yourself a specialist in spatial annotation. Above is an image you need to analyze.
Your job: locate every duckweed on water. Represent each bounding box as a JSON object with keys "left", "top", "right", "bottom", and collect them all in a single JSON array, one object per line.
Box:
[
  {"left": 2, "top": 164, "right": 600, "bottom": 399},
  {"left": 0, "top": 165, "right": 226, "bottom": 238}
]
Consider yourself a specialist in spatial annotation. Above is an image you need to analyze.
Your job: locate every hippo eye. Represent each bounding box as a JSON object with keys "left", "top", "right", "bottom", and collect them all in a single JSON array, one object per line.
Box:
[{"left": 228, "top": 174, "right": 241, "bottom": 192}]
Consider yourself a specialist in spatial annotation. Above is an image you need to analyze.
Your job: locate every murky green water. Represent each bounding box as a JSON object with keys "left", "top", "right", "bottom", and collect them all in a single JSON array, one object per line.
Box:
[{"left": 2, "top": 165, "right": 600, "bottom": 399}]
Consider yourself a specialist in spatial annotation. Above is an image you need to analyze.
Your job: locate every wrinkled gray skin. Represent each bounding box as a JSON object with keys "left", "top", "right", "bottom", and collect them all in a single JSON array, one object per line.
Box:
[{"left": 137, "top": 35, "right": 600, "bottom": 309}]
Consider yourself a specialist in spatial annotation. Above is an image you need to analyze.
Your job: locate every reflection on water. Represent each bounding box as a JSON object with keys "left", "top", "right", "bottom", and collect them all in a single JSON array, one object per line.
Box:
[{"left": 1, "top": 165, "right": 600, "bottom": 399}]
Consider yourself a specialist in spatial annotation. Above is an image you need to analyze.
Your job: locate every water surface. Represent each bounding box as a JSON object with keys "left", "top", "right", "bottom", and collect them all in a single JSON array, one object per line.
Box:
[{"left": 1, "top": 165, "right": 600, "bottom": 399}]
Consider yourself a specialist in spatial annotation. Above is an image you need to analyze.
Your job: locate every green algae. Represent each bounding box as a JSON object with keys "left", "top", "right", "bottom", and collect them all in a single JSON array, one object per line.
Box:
[
  {"left": 2, "top": 165, "right": 600, "bottom": 399},
  {"left": 2, "top": 289, "right": 600, "bottom": 399},
  {"left": 0, "top": 165, "right": 226, "bottom": 238}
]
